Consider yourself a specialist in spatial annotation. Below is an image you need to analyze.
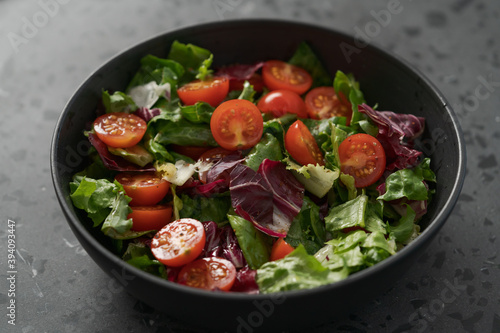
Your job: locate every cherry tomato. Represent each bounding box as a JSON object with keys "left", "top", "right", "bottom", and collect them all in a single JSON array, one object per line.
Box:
[
  {"left": 305, "top": 87, "right": 352, "bottom": 124},
  {"left": 93, "top": 112, "right": 147, "bottom": 148},
  {"left": 270, "top": 238, "right": 295, "bottom": 261},
  {"left": 262, "top": 60, "right": 312, "bottom": 95},
  {"left": 257, "top": 89, "right": 308, "bottom": 118},
  {"left": 115, "top": 172, "right": 169, "bottom": 206},
  {"left": 197, "top": 147, "right": 233, "bottom": 183},
  {"left": 229, "top": 73, "right": 264, "bottom": 92},
  {"left": 285, "top": 120, "right": 324, "bottom": 166},
  {"left": 171, "top": 144, "right": 211, "bottom": 160},
  {"left": 128, "top": 205, "right": 173, "bottom": 232},
  {"left": 338, "top": 133, "right": 386, "bottom": 188},
  {"left": 177, "top": 257, "right": 236, "bottom": 291},
  {"left": 210, "top": 99, "right": 263, "bottom": 150},
  {"left": 177, "top": 76, "right": 229, "bottom": 107},
  {"left": 151, "top": 218, "right": 206, "bottom": 267}
]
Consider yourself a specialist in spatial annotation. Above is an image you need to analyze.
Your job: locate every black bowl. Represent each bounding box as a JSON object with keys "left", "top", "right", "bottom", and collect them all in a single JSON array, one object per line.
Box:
[{"left": 51, "top": 19, "right": 466, "bottom": 332}]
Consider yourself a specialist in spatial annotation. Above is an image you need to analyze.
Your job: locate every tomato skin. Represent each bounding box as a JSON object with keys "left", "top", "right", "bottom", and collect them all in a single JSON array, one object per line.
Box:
[
  {"left": 338, "top": 133, "right": 386, "bottom": 188},
  {"left": 93, "top": 112, "right": 147, "bottom": 148},
  {"left": 285, "top": 120, "right": 325, "bottom": 166},
  {"left": 171, "top": 145, "right": 211, "bottom": 160},
  {"left": 128, "top": 205, "right": 173, "bottom": 232},
  {"left": 210, "top": 99, "right": 263, "bottom": 151},
  {"left": 270, "top": 238, "right": 295, "bottom": 261},
  {"left": 177, "top": 77, "right": 229, "bottom": 107},
  {"left": 305, "top": 87, "right": 352, "bottom": 124},
  {"left": 229, "top": 73, "right": 264, "bottom": 92},
  {"left": 257, "top": 89, "right": 308, "bottom": 118},
  {"left": 262, "top": 60, "right": 313, "bottom": 95},
  {"left": 151, "top": 218, "right": 206, "bottom": 267},
  {"left": 177, "top": 257, "right": 236, "bottom": 291},
  {"left": 115, "top": 172, "right": 169, "bottom": 206}
]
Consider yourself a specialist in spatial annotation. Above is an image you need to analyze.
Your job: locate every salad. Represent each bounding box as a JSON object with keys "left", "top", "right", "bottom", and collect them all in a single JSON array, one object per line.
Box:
[{"left": 69, "top": 41, "right": 436, "bottom": 294}]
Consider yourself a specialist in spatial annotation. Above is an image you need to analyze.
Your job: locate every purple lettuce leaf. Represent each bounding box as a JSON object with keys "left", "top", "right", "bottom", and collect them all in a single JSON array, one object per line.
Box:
[
  {"left": 229, "top": 160, "right": 304, "bottom": 237},
  {"left": 88, "top": 133, "right": 155, "bottom": 172},
  {"left": 215, "top": 62, "right": 264, "bottom": 81},
  {"left": 206, "top": 152, "right": 244, "bottom": 184},
  {"left": 202, "top": 221, "right": 222, "bottom": 257},
  {"left": 230, "top": 164, "right": 275, "bottom": 232},
  {"left": 230, "top": 266, "right": 259, "bottom": 294},
  {"left": 359, "top": 103, "right": 425, "bottom": 170},
  {"left": 133, "top": 107, "right": 161, "bottom": 123},
  {"left": 258, "top": 159, "right": 304, "bottom": 220},
  {"left": 220, "top": 225, "right": 246, "bottom": 268}
]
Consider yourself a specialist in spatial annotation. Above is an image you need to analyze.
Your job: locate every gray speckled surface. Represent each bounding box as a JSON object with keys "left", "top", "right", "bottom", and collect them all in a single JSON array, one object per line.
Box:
[{"left": 0, "top": 0, "right": 499, "bottom": 332}]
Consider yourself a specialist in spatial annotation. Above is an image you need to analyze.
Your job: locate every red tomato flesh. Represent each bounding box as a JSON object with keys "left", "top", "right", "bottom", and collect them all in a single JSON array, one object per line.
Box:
[
  {"left": 270, "top": 238, "right": 295, "bottom": 261},
  {"left": 151, "top": 218, "right": 206, "bottom": 267},
  {"left": 210, "top": 99, "right": 263, "bottom": 150},
  {"left": 305, "top": 86, "right": 352, "bottom": 124},
  {"left": 93, "top": 112, "right": 147, "bottom": 148},
  {"left": 115, "top": 172, "right": 169, "bottom": 206},
  {"left": 177, "top": 76, "right": 229, "bottom": 107},
  {"left": 338, "top": 133, "right": 386, "bottom": 188},
  {"left": 128, "top": 205, "right": 172, "bottom": 232},
  {"left": 257, "top": 89, "right": 308, "bottom": 118},
  {"left": 262, "top": 60, "right": 313, "bottom": 95},
  {"left": 285, "top": 120, "right": 324, "bottom": 166},
  {"left": 177, "top": 257, "right": 236, "bottom": 291}
]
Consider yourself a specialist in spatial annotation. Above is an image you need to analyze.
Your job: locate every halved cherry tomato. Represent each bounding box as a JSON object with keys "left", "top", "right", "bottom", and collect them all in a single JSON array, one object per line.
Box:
[
  {"left": 115, "top": 172, "right": 169, "bottom": 206},
  {"left": 177, "top": 257, "right": 236, "bottom": 291},
  {"left": 338, "top": 133, "right": 386, "bottom": 188},
  {"left": 270, "top": 238, "right": 295, "bottom": 261},
  {"left": 93, "top": 112, "right": 147, "bottom": 148},
  {"left": 210, "top": 99, "right": 263, "bottom": 150},
  {"left": 128, "top": 205, "right": 173, "bottom": 232},
  {"left": 229, "top": 73, "right": 264, "bottom": 92},
  {"left": 305, "top": 87, "right": 352, "bottom": 124},
  {"left": 151, "top": 218, "right": 206, "bottom": 267},
  {"left": 262, "top": 60, "right": 312, "bottom": 95},
  {"left": 197, "top": 147, "right": 233, "bottom": 183},
  {"left": 257, "top": 89, "right": 308, "bottom": 118},
  {"left": 285, "top": 120, "right": 324, "bottom": 166},
  {"left": 177, "top": 76, "right": 229, "bottom": 107},
  {"left": 171, "top": 144, "right": 211, "bottom": 160}
]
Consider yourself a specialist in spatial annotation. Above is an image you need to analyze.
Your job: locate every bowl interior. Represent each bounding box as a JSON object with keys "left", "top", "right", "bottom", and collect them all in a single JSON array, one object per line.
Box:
[{"left": 51, "top": 19, "right": 465, "bottom": 331}]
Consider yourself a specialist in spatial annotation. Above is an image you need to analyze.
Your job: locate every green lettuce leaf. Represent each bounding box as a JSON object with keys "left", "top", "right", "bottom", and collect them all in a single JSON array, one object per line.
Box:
[
  {"left": 377, "top": 163, "right": 431, "bottom": 202},
  {"left": 167, "top": 40, "right": 212, "bottom": 83},
  {"left": 122, "top": 242, "right": 167, "bottom": 278},
  {"left": 102, "top": 90, "right": 137, "bottom": 113},
  {"left": 179, "top": 102, "right": 214, "bottom": 124},
  {"left": 244, "top": 133, "right": 283, "bottom": 171},
  {"left": 257, "top": 244, "right": 348, "bottom": 293},
  {"left": 325, "top": 194, "right": 368, "bottom": 232},
  {"left": 285, "top": 196, "right": 326, "bottom": 255},
  {"left": 288, "top": 42, "right": 332, "bottom": 88},
  {"left": 107, "top": 144, "right": 154, "bottom": 167},
  {"left": 285, "top": 157, "right": 339, "bottom": 198},
  {"left": 227, "top": 214, "right": 270, "bottom": 269},
  {"left": 388, "top": 204, "right": 418, "bottom": 244},
  {"left": 180, "top": 193, "right": 232, "bottom": 224}
]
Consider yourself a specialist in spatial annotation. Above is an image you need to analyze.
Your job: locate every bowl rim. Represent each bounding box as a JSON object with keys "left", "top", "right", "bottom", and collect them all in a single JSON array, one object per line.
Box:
[{"left": 50, "top": 18, "right": 466, "bottom": 301}]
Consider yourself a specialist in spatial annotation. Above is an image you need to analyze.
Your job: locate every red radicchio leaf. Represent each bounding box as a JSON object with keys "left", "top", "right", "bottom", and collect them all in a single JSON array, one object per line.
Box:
[
  {"left": 216, "top": 62, "right": 264, "bottom": 81},
  {"left": 133, "top": 107, "right": 161, "bottom": 123},
  {"left": 229, "top": 159, "right": 304, "bottom": 237},
  {"left": 88, "top": 133, "right": 155, "bottom": 172},
  {"left": 358, "top": 103, "right": 425, "bottom": 170},
  {"left": 230, "top": 266, "right": 259, "bottom": 294}
]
